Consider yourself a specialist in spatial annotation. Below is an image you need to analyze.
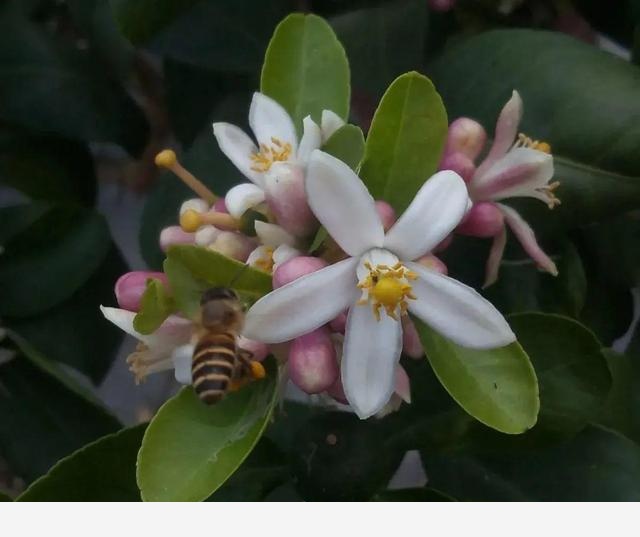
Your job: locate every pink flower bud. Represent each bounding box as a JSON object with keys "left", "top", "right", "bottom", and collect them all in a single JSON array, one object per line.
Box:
[
  {"left": 272, "top": 256, "right": 328, "bottom": 289},
  {"left": 428, "top": 0, "right": 456, "bottom": 12},
  {"left": 327, "top": 374, "right": 348, "bottom": 404},
  {"left": 401, "top": 316, "right": 424, "bottom": 359},
  {"left": 457, "top": 201, "right": 505, "bottom": 238},
  {"left": 115, "top": 271, "right": 168, "bottom": 312},
  {"left": 433, "top": 234, "right": 453, "bottom": 253},
  {"left": 264, "top": 162, "right": 317, "bottom": 238},
  {"left": 329, "top": 312, "right": 347, "bottom": 334},
  {"left": 444, "top": 118, "right": 487, "bottom": 161},
  {"left": 237, "top": 336, "right": 269, "bottom": 362},
  {"left": 439, "top": 152, "right": 476, "bottom": 183},
  {"left": 209, "top": 231, "right": 255, "bottom": 262},
  {"left": 159, "top": 226, "right": 194, "bottom": 252},
  {"left": 415, "top": 254, "right": 448, "bottom": 275},
  {"left": 375, "top": 200, "right": 397, "bottom": 231},
  {"left": 288, "top": 327, "right": 338, "bottom": 394}
]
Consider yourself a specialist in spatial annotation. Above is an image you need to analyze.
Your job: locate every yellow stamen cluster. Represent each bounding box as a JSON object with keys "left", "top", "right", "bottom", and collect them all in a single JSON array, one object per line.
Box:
[
  {"left": 126, "top": 342, "right": 153, "bottom": 384},
  {"left": 515, "top": 133, "right": 552, "bottom": 154},
  {"left": 357, "top": 262, "right": 417, "bottom": 321},
  {"left": 537, "top": 181, "right": 561, "bottom": 209},
  {"left": 253, "top": 247, "right": 275, "bottom": 273},
  {"left": 250, "top": 137, "right": 292, "bottom": 172}
]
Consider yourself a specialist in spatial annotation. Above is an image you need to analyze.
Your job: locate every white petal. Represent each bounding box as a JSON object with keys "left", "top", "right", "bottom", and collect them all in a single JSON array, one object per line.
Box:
[
  {"left": 172, "top": 344, "right": 195, "bottom": 385},
  {"left": 356, "top": 248, "right": 399, "bottom": 281},
  {"left": 246, "top": 245, "right": 272, "bottom": 270},
  {"left": 180, "top": 198, "right": 209, "bottom": 216},
  {"left": 243, "top": 257, "right": 359, "bottom": 343},
  {"left": 384, "top": 170, "right": 469, "bottom": 260},
  {"left": 212, "top": 122, "right": 264, "bottom": 186},
  {"left": 498, "top": 203, "right": 558, "bottom": 276},
  {"left": 472, "top": 148, "right": 554, "bottom": 204},
  {"left": 100, "top": 306, "right": 147, "bottom": 343},
  {"left": 475, "top": 90, "right": 523, "bottom": 179},
  {"left": 225, "top": 183, "right": 266, "bottom": 218},
  {"left": 406, "top": 263, "right": 515, "bottom": 349},
  {"left": 306, "top": 150, "right": 384, "bottom": 256},
  {"left": 194, "top": 225, "right": 219, "bottom": 246},
  {"left": 297, "top": 116, "right": 322, "bottom": 164},
  {"left": 249, "top": 92, "right": 298, "bottom": 153},
  {"left": 255, "top": 221, "right": 296, "bottom": 248},
  {"left": 342, "top": 302, "right": 402, "bottom": 419},
  {"left": 321, "top": 110, "right": 345, "bottom": 142},
  {"left": 273, "top": 244, "right": 302, "bottom": 268}
]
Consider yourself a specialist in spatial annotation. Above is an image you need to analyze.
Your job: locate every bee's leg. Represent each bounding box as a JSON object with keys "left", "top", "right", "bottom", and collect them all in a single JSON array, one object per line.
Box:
[{"left": 237, "top": 348, "right": 266, "bottom": 380}]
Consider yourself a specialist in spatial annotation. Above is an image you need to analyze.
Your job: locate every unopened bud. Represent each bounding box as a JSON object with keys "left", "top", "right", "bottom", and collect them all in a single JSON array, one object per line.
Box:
[
  {"left": 209, "top": 231, "right": 255, "bottom": 262},
  {"left": 115, "top": 271, "right": 168, "bottom": 312},
  {"left": 272, "top": 256, "right": 328, "bottom": 288},
  {"left": 457, "top": 201, "right": 505, "bottom": 238},
  {"left": 329, "top": 312, "right": 347, "bottom": 334},
  {"left": 288, "top": 327, "right": 338, "bottom": 394},
  {"left": 439, "top": 151, "right": 476, "bottom": 183},
  {"left": 445, "top": 118, "right": 487, "bottom": 161},
  {"left": 159, "top": 226, "right": 194, "bottom": 252}
]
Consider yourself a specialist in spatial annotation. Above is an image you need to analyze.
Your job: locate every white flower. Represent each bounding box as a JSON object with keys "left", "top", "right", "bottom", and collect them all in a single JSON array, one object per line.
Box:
[
  {"left": 243, "top": 151, "right": 515, "bottom": 418},
  {"left": 100, "top": 306, "right": 194, "bottom": 384},
  {"left": 213, "top": 92, "right": 344, "bottom": 220}
]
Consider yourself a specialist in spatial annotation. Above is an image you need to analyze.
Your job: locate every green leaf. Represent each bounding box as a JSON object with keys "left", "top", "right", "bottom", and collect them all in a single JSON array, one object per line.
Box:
[
  {"left": 261, "top": 13, "right": 350, "bottom": 133},
  {"left": 422, "top": 425, "right": 640, "bottom": 501},
  {"left": 331, "top": 0, "right": 427, "bottom": 101},
  {"left": 5, "top": 244, "right": 127, "bottom": 384},
  {"left": 598, "top": 350, "right": 637, "bottom": 442},
  {"left": 164, "top": 244, "right": 271, "bottom": 319},
  {"left": 359, "top": 72, "right": 447, "bottom": 213},
  {"left": 0, "top": 6, "right": 148, "bottom": 155},
  {"left": 137, "top": 359, "right": 278, "bottom": 502},
  {"left": 133, "top": 278, "right": 176, "bottom": 335},
  {"left": 413, "top": 318, "right": 539, "bottom": 434},
  {"left": 0, "top": 128, "right": 95, "bottom": 205},
  {"left": 17, "top": 425, "right": 144, "bottom": 501},
  {"left": 0, "top": 332, "right": 120, "bottom": 483},
  {"left": 0, "top": 491, "right": 10, "bottom": 502},
  {"left": 321, "top": 124, "right": 365, "bottom": 171},
  {"left": 0, "top": 204, "right": 111, "bottom": 318},
  {"left": 509, "top": 313, "right": 611, "bottom": 436},
  {"left": 429, "top": 29, "right": 640, "bottom": 221},
  {"left": 373, "top": 487, "right": 455, "bottom": 502}
]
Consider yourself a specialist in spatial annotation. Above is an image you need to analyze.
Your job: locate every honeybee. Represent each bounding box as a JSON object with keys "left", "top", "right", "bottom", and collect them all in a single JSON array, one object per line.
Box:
[{"left": 191, "top": 287, "right": 265, "bottom": 404}]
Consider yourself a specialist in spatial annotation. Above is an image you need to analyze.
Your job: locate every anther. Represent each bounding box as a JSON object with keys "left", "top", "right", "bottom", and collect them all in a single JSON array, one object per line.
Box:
[{"left": 155, "top": 149, "right": 217, "bottom": 204}]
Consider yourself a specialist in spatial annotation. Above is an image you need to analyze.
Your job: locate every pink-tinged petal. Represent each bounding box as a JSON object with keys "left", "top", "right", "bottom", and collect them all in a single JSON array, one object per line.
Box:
[
  {"left": 225, "top": 183, "right": 266, "bottom": 219},
  {"left": 483, "top": 225, "right": 508, "bottom": 289},
  {"left": 159, "top": 226, "right": 194, "bottom": 252},
  {"left": 444, "top": 118, "right": 487, "bottom": 161},
  {"left": 414, "top": 254, "right": 448, "bottom": 275},
  {"left": 264, "top": 162, "right": 317, "bottom": 238},
  {"left": 212, "top": 122, "right": 264, "bottom": 186},
  {"left": 401, "top": 316, "right": 423, "bottom": 359},
  {"left": 406, "top": 262, "right": 515, "bottom": 349},
  {"left": 395, "top": 365, "right": 411, "bottom": 404},
  {"left": 327, "top": 375, "right": 349, "bottom": 404},
  {"left": 457, "top": 201, "right": 505, "bottom": 238},
  {"left": 375, "top": 200, "right": 397, "bottom": 231},
  {"left": 237, "top": 336, "right": 269, "bottom": 362},
  {"left": 115, "top": 271, "right": 168, "bottom": 312},
  {"left": 384, "top": 171, "right": 469, "bottom": 260},
  {"left": 249, "top": 92, "right": 298, "bottom": 153},
  {"left": 439, "top": 151, "right": 476, "bottom": 183},
  {"left": 475, "top": 90, "right": 523, "bottom": 179},
  {"left": 329, "top": 312, "right": 348, "bottom": 334},
  {"left": 306, "top": 150, "right": 384, "bottom": 256},
  {"left": 320, "top": 110, "right": 345, "bottom": 142},
  {"left": 297, "top": 116, "right": 322, "bottom": 163},
  {"left": 342, "top": 302, "right": 403, "bottom": 419},
  {"left": 272, "top": 255, "right": 328, "bottom": 288},
  {"left": 288, "top": 327, "right": 339, "bottom": 394},
  {"left": 244, "top": 257, "right": 359, "bottom": 343},
  {"left": 272, "top": 245, "right": 302, "bottom": 270},
  {"left": 497, "top": 203, "right": 558, "bottom": 277}
]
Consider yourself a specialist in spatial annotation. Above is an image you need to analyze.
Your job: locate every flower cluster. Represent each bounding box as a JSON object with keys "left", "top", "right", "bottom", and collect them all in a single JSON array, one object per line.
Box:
[{"left": 102, "top": 90, "right": 559, "bottom": 419}]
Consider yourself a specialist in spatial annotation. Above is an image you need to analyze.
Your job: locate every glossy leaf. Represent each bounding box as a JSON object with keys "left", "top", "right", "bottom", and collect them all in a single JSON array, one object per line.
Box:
[
  {"left": 413, "top": 318, "right": 539, "bottom": 434},
  {"left": 422, "top": 425, "right": 640, "bottom": 501},
  {"left": 322, "top": 124, "right": 365, "bottom": 171},
  {"left": 0, "top": 204, "right": 111, "bottom": 318},
  {"left": 509, "top": 313, "right": 611, "bottom": 435},
  {"left": 137, "top": 359, "right": 278, "bottom": 502},
  {"left": 359, "top": 72, "right": 448, "bottom": 212},
  {"left": 0, "top": 333, "right": 120, "bottom": 483},
  {"left": 261, "top": 13, "right": 350, "bottom": 133},
  {"left": 18, "top": 425, "right": 144, "bottom": 501},
  {"left": 133, "top": 278, "right": 176, "bottom": 335},
  {"left": 430, "top": 29, "right": 640, "bottom": 223},
  {"left": 164, "top": 244, "right": 272, "bottom": 319}
]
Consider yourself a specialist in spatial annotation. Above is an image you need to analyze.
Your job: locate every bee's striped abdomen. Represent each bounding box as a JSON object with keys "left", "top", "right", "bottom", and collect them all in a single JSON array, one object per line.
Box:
[{"left": 191, "top": 332, "right": 237, "bottom": 405}]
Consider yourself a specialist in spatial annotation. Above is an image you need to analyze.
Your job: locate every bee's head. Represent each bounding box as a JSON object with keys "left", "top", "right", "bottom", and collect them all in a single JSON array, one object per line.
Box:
[
  {"left": 200, "top": 287, "right": 238, "bottom": 304},
  {"left": 200, "top": 287, "right": 242, "bottom": 329}
]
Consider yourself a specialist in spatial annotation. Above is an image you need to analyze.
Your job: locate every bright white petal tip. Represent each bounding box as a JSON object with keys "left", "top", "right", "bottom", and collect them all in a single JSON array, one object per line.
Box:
[
  {"left": 212, "top": 122, "right": 263, "bottom": 186},
  {"left": 249, "top": 92, "right": 297, "bottom": 153},
  {"left": 224, "top": 183, "right": 266, "bottom": 219}
]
